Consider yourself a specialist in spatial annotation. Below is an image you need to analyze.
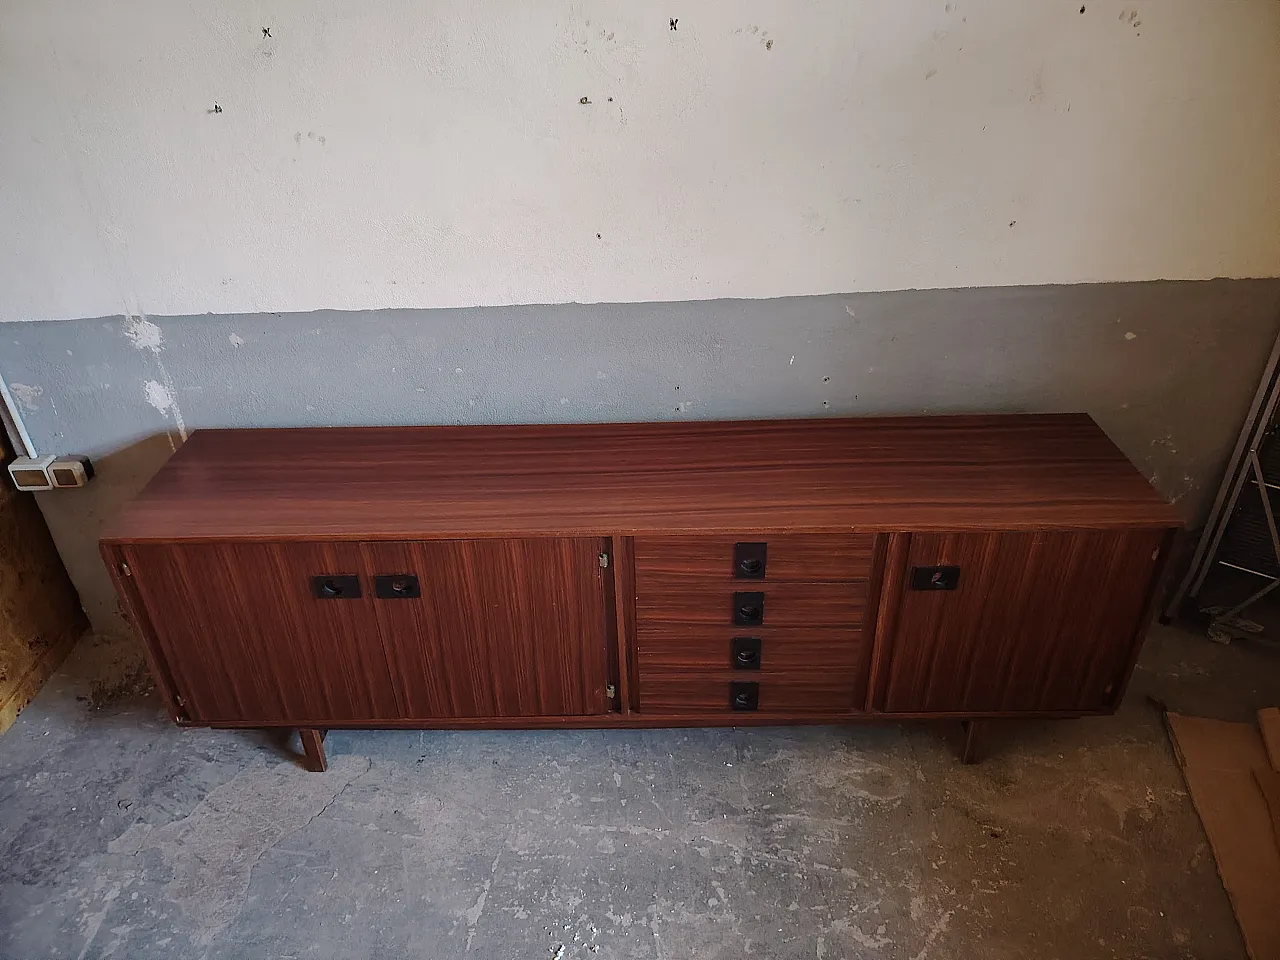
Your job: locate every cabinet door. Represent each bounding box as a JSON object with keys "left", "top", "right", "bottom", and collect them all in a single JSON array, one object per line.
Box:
[
  {"left": 362, "top": 538, "right": 611, "bottom": 718},
  {"left": 123, "top": 542, "right": 400, "bottom": 723},
  {"left": 873, "top": 530, "right": 1165, "bottom": 715}
]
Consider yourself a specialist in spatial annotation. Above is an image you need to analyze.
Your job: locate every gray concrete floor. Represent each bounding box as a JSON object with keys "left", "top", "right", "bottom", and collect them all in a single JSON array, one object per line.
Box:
[{"left": 2, "top": 623, "right": 1279, "bottom": 960}]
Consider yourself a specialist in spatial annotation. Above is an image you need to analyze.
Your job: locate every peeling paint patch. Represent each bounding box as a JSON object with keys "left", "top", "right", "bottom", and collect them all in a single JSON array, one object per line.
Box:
[
  {"left": 142, "top": 376, "right": 187, "bottom": 442},
  {"left": 8, "top": 383, "right": 44, "bottom": 413},
  {"left": 143, "top": 380, "right": 176, "bottom": 416},
  {"left": 122, "top": 315, "right": 164, "bottom": 353},
  {"left": 228, "top": 333, "right": 246, "bottom": 347},
  {"left": 1125, "top": 331, "right": 1138, "bottom": 340}
]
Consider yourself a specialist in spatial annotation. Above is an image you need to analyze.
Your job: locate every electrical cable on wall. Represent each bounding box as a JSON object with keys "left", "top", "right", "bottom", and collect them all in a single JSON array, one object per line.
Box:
[
  {"left": 0, "top": 374, "right": 93, "bottom": 489},
  {"left": 0, "top": 373, "right": 36, "bottom": 459}
]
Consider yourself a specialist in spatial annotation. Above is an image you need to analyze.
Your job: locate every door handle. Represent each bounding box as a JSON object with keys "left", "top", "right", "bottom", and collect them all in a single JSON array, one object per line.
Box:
[
  {"left": 374, "top": 574, "right": 421, "bottom": 599},
  {"left": 311, "top": 575, "right": 362, "bottom": 599}
]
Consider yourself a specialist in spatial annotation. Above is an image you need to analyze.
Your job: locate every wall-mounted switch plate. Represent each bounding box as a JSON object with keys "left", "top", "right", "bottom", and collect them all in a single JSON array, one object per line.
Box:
[{"left": 6, "top": 455, "right": 56, "bottom": 491}]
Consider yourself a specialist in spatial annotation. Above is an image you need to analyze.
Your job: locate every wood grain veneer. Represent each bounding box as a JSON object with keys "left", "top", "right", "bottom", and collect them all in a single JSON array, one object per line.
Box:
[
  {"left": 639, "top": 675, "right": 859, "bottom": 714},
  {"left": 635, "top": 624, "right": 862, "bottom": 674},
  {"left": 633, "top": 535, "right": 876, "bottom": 583},
  {"left": 101, "top": 415, "right": 1180, "bottom": 753},
  {"left": 873, "top": 529, "right": 1167, "bottom": 714},
  {"left": 361, "top": 538, "right": 610, "bottom": 718},
  {"left": 636, "top": 581, "right": 868, "bottom": 627},
  {"left": 101, "top": 415, "right": 1181, "bottom": 545},
  {"left": 121, "top": 541, "right": 401, "bottom": 723}
]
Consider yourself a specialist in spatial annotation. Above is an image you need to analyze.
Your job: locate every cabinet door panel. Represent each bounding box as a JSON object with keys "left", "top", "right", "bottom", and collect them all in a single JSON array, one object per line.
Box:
[
  {"left": 876, "top": 530, "right": 1165, "bottom": 714},
  {"left": 123, "top": 542, "right": 400, "bottom": 723},
  {"left": 364, "top": 538, "right": 610, "bottom": 718}
]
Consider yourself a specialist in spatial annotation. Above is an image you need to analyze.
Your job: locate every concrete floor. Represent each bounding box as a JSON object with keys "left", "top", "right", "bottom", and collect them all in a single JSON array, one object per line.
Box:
[{"left": 2, "top": 624, "right": 1279, "bottom": 960}]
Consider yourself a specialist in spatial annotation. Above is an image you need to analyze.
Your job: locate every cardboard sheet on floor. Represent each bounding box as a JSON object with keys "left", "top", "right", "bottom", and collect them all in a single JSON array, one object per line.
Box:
[
  {"left": 1166, "top": 712, "right": 1280, "bottom": 960},
  {"left": 1262, "top": 707, "right": 1280, "bottom": 772}
]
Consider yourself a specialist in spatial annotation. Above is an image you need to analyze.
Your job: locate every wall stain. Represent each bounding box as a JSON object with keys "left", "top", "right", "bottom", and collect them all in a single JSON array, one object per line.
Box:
[{"left": 8, "top": 383, "right": 43, "bottom": 413}]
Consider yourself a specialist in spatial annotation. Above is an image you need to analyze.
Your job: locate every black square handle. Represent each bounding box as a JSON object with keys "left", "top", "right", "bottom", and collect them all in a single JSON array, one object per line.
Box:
[
  {"left": 733, "top": 592, "right": 765, "bottom": 625},
  {"left": 910, "top": 565, "right": 961, "bottom": 591},
  {"left": 374, "top": 574, "right": 421, "bottom": 599},
  {"left": 311, "top": 575, "right": 361, "bottom": 599},
  {"left": 730, "top": 681, "right": 759, "bottom": 711},
  {"left": 731, "top": 637, "right": 762, "bottom": 670},
  {"left": 733, "top": 542, "right": 767, "bottom": 579}
]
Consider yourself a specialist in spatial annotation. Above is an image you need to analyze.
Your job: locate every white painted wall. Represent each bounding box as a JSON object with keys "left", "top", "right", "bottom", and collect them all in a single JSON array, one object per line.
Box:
[{"left": 2, "top": 0, "right": 1278, "bottom": 322}]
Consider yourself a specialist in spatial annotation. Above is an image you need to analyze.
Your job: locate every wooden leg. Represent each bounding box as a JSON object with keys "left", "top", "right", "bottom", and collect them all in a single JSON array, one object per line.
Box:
[
  {"left": 960, "top": 720, "right": 984, "bottom": 764},
  {"left": 299, "top": 728, "right": 328, "bottom": 772}
]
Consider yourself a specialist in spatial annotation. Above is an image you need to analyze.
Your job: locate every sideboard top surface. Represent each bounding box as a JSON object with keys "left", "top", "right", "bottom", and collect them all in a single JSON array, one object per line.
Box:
[{"left": 102, "top": 414, "right": 1181, "bottom": 543}]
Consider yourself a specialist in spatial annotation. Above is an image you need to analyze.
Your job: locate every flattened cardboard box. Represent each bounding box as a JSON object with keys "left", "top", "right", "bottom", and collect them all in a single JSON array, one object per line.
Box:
[{"left": 1167, "top": 712, "right": 1280, "bottom": 960}]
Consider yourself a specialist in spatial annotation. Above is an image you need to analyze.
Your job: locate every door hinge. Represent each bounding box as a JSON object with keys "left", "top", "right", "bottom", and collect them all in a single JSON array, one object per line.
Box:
[
  {"left": 120, "top": 562, "right": 132, "bottom": 577},
  {"left": 598, "top": 552, "right": 609, "bottom": 569},
  {"left": 605, "top": 683, "right": 617, "bottom": 699}
]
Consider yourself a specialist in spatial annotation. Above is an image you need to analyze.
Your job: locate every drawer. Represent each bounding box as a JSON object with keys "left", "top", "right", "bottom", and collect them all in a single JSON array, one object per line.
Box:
[
  {"left": 637, "top": 581, "right": 867, "bottom": 627},
  {"left": 638, "top": 675, "right": 858, "bottom": 715},
  {"left": 636, "top": 624, "right": 862, "bottom": 674},
  {"left": 634, "top": 535, "right": 876, "bottom": 583}
]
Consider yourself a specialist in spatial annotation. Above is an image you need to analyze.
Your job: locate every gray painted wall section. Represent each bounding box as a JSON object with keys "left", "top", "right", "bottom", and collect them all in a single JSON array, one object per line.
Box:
[{"left": 4, "top": 278, "right": 1279, "bottom": 636}]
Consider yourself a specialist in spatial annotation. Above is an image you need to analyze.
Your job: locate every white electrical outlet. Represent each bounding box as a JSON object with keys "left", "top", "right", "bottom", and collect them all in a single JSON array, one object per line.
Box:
[
  {"left": 50, "top": 455, "right": 94, "bottom": 488},
  {"left": 7, "top": 455, "right": 56, "bottom": 491},
  {"left": 6, "top": 454, "right": 94, "bottom": 490}
]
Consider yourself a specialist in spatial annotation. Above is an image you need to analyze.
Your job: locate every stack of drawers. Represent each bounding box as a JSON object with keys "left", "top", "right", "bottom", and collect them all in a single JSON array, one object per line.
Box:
[{"left": 632, "top": 535, "right": 878, "bottom": 715}]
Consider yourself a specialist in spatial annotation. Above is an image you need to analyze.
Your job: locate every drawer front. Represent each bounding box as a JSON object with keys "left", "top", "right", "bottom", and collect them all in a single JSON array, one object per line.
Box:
[
  {"left": 639, "top": 674, "right": 858, "bottom": 715},
  {"left": 637, "top": 624, "right": 862, "bottom": 674},
  {"left": 635, "top": 535, "right": 875, "bottom": 583},
  {"left": 637, "top": 581, "right": 868, "bottom": 627}
]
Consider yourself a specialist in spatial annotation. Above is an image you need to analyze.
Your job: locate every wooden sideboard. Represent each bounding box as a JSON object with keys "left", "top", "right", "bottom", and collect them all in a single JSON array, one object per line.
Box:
[{"left": 101, "top": 415, "right": 1180, "bottom": 769}]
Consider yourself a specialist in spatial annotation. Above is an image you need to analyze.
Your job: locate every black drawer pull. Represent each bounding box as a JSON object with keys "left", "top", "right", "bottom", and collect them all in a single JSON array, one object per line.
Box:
[
  {"left": 375, "top": 574, "right": 421, "bottom": 599},
  {"left": 731, "top": 636, "right": 762, "bottom": 670},
  {"left": 730, "top": 681, "right": 759, "bottom": 711},
  {"left": 734, "top": 542, "right": 767, "bottom": 579},
  {"left": 910, "top": 565, "right": 961, "bottom": 591},
  {"left": 311, "top": 575, "right": 361, "bottom": 599},
  {"left": 733, "top": 591, "right": 765, "bottom": 625}
]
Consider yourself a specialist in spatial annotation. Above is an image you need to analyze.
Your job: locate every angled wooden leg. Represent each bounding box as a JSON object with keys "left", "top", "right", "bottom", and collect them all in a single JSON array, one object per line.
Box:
[
  {"left": 960, "top": 720, "right": 984, "bottom": 764},
  {"left": 299, "top": 728, "right": 328, "bottom": 772}
]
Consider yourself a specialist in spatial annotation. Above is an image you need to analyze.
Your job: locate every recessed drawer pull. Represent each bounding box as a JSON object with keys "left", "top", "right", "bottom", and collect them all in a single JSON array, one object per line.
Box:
[
  {"left": 733, "top": 542, "right": 768, "bottom": 579},
  {"left": 375, "top": 574, "right": 421, "bottom": 599},
  {"left": 731, "top": 636, "right": 762, "bottom": 670},
  {"left": 730, "top": 681, "right": 759, "bottom": 711},
  {"left": 311, "top": 575, "right": 361, "bottom": 599},
  {"left": 910, "top": 565, "right": 961, "bottom": 591},
  {"left": 733, "top": 591, "right": 765, "bottom": 625}
]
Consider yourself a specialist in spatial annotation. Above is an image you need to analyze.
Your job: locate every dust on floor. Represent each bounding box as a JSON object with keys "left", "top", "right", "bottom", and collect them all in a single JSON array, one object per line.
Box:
[{"left": 1, "top": 625, "right": 1277, "bottom": 959}]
